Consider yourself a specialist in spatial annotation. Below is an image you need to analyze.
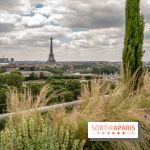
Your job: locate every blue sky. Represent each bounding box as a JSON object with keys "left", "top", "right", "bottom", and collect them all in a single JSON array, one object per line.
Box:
[{"left": 0, "top": 0, "right": 150, "bottom": 62}]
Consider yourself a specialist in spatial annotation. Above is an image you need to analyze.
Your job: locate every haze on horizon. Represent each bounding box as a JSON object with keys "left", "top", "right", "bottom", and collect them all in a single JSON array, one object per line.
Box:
[{"left": 0, "top": 0, "right": 150, "bottom": 62}]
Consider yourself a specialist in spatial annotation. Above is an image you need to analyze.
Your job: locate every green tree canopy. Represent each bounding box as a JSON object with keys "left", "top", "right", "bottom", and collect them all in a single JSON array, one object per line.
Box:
[
  {"left": 122, "top": 0, "right": 144, "bottom": 89},
  {"left": 92, "top": 67, "right": 100, "bottom": 74},
  {"left": 0, "top": 74, "right": 6, "bottom": 86},
  {"left": 28, "top": 83, "right": 42, "bottom": 95},
  {"left": 6, "top": 71, "right": 24, "bottom": 89},
  {"left": 47, "top": 67, "right": 64, "bottom": 75},
  {"left": 0, "top": 88, "right": 7, "bottom": 113},
  {"left": 29, "top": 72, "right": 39, "bottom": 80}
]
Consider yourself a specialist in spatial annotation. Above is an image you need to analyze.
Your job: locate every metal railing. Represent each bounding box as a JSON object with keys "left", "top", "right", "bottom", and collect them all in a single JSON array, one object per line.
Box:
[{"left": 0, "top": 100, "right": 82, "bottom": 121}]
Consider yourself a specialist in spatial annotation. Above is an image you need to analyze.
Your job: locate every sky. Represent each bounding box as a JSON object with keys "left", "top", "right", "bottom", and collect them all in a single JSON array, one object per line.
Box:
[{"left": 0, "top": 0, "right": 150, "bottom": 62}]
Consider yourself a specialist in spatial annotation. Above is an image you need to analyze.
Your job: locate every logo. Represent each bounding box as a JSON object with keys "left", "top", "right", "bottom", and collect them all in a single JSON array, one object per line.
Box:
[{"left": 88, "top": 122, "right": 140, "bottom": 141}]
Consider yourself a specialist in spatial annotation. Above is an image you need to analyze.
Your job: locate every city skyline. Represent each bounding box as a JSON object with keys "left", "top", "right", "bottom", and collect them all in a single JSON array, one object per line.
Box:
[{"left": 0, "top": 0, "right": 150, "bottom": 61}]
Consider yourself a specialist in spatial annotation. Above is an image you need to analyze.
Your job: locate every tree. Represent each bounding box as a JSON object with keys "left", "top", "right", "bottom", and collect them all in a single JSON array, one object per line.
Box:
[
  {"left": 66, "top": 80, "right": 81, "bottom": 99},
  {"left": 0, "top": 88, "right": 7, "bottom": 113},
  {"left": 100, "top": 65, "right": 119, "bottom": 75},
  {"left": 122, "top": 0, "right": 144, "bottom": 90},
  {"left": 84, "top": 76, "right": 92, "bottom": 80},
  {"left": 62, "top": 91, "right": 74, "bottom": 102},
  {"left": 47, "top": 67, "right": 64, "bottom": 75},
  {"left": 28, "top": 84, "right": 42, "bottom": 95},
  {"left": 39, "top": 72, "right": 45, "bottom": 79},
  {"left": 29, "top": 72, "right": 38, "bottom": 80},
  {"left": 6, "top": 71, "right": 24, "bottom": 89},
  {"left": 92, "top": 67, "right": 100, "bottom": 74},
  {"left": 0, "top": 74, "right": 6, "bottom": 86}
]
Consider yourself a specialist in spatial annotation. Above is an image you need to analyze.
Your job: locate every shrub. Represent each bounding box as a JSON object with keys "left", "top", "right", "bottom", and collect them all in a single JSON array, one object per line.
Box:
[
  {"left": 0, "top": 117, "right": 85, "bottom": 150},
  {"left": 28, "top": 84, "right": 42, "bottom": 95},
  {"left": 62, "top": 91, "right": 74, "bottom": 102},
  {"left": 0, "top": 88, "right": 7, "bottom": 114},
  {"left": 0, "top": 74, "right": 6, "bottom": 86},
  {"left": 50, "top": 76, "right": 150, "bottom": 150}
]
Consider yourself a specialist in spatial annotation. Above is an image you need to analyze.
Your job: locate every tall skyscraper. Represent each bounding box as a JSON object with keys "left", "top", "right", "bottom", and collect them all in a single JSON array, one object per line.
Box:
[{"left": 46, "top": 37, "right": 56, "bottom": 64}]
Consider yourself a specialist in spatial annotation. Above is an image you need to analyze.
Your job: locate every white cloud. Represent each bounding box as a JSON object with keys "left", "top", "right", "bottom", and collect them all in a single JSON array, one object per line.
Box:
[
  {"left": 0, "top": 14, "right": 21, "bottom": 25},
  {"left": 0, "top": 0, "right": 150, "bottom": 61},
  {"left": 21, "top": 14, "right": 48, "bottom": 27}
]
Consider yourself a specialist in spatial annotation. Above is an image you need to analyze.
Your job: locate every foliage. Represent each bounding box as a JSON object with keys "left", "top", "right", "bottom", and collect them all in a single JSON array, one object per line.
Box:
[
  {"left": 39, "top": 72, "right": 47, "bottom": 79},
  {"left": 91, "top": 66, "right": 119, "bottom": 75},
  {"left": 47, "top": 78, "right": 81, "bottom": 103},
  {"left": 0, "top": 88, "right": 7, "bottom": 113},
  {"left": 6, "top": 71, "right": 24, "bottom": 89},
  {"left": 66, "top": 80, "right": 81, "bottom": 99},
  {"left": 62, "top": 91, "right": 74, "bottom": 102},
  {"left": 92, "top": 67, "right": 100, "bottom": 74},
  {"left": 25, "top": 72, "right": 48, "bottom": 81},
  {"left": 0, "top": 74, "right": 6, "bottom": 86},
  {"left": 0, "top": 72, "right": 24, "bottom": 113},
  {"left": 19, "top": 66, "right": 37, "bottom": 71},
  {"left": 0, "top": 120, "right": 6, "bottom": 131},
  {"left": 66, "top": 80, "right": 81, "bottom": 91},
  {"left": 0, "top": 117, "right": 84, "bottom": 150},
  {"left": 1, "top": 75, "right": 150, "bottom": 149},
  {"left": 6, "top": 85, "right": 53, "bottom": 113},
  {"left": 122, "top": 0, "right": 145, "bottom": 90},
  {"left": 99, "top": 65, "right": 119, "bottom": 75},
  {"left": 46, "top": 67, "right": 64, "bottom": 75},
  {"left": 50, "top": 75, "right": 150, "bottom": 150},
  {"left": 29, "top": 72, "right": 39, "bottom": 80},
  {"left": 84, "top": 76, "right": 92, "bottom": 80},
  {"left": 28, "top": 84, "right": 42, "bottom": 95}
]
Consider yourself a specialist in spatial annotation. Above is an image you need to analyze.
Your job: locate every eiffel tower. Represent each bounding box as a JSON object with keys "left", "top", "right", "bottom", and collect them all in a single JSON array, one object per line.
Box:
[{"left": 46, "top": 37, "right": 56, "bottom": 64}]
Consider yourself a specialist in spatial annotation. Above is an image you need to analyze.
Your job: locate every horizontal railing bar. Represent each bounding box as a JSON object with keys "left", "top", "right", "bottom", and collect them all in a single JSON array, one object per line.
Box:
[{"left": 0, "top": 100, "right": 82, "bottom": 121}]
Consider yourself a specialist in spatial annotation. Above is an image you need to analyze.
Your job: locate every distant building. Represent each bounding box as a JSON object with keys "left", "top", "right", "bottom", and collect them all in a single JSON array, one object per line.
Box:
[
  {"left": 20, "top": 71, "right": 53, "bottom": 77},
  {"left": 10, "top": 58, "right": 15, "bottom": 64},
  {"left": 0, "top": 57, "right": 9, "bottom": 63},
  {"left": 1, "top": 64, "right": 18, "bottom": 72},
  {"left": 0, "top": 56, "right": 15, "bottom": 64},
  {"left": 46, "top": 37, "right": 56, "bottom": 65}
]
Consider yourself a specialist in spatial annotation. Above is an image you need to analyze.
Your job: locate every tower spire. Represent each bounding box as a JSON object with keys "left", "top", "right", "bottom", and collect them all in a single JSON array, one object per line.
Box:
[
  {"left": 46, "top": 36, "right": 56, "bottom": 65},
  {"left": 50, "top": 37, "right": 53, "bottom": 55}
]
